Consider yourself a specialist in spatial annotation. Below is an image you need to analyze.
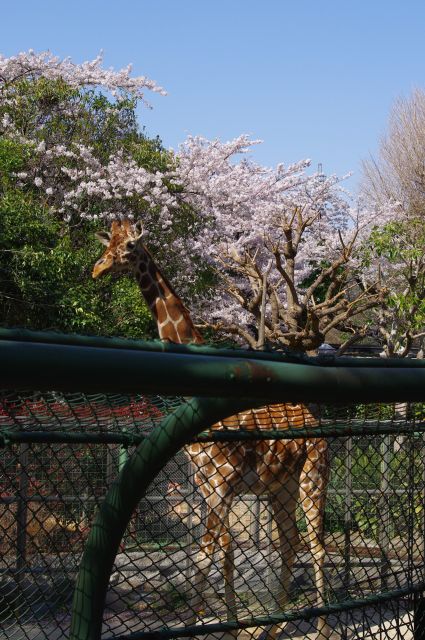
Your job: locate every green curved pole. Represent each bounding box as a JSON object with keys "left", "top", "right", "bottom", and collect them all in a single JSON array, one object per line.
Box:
[{"left": 70, "top": 395, "right": 260, "bottom": 640}]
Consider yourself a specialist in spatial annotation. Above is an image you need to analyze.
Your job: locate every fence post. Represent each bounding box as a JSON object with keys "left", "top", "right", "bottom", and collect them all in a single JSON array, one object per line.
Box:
[
  {"left": 118, "top": 445, "right": 128, "bottom": 471},
  {"left": 343, "top": 436, "right": 353, "bottom": 594},
  {"left": 379, "top": 434, "right": 391, "bottom": 590},
  {"left": 252, "top": 496, "right": 261, "bottom": 547},
  {"left": 413, "top": 429, "right": 425, "bottom": 640},
  {"left": 16, "top": 442, "right": 29, "bottom": 617},
  {"left": 16, "top": 443, "right": 29, "bottom": 567},
  {"left": 414, "top": 592, "right": 425, "bottom": 640}
]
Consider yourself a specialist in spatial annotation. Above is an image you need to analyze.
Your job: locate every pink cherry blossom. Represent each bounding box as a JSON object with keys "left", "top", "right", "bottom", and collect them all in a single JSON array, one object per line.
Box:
[{"left": 0, "top": 50, "right": 166, "bottom": 102}]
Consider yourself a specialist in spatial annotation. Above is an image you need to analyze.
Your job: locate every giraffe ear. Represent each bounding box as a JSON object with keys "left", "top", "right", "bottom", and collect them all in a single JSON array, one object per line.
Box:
[
  {"left": 134, "top": 220, "right": 144, "bottom": 238},
  {"left": 95, "top": 231, "right": 111, "bottom": 246}
]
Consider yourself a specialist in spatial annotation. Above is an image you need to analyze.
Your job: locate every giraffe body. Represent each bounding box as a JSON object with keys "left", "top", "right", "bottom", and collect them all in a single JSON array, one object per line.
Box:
[{"left": 93, "top": 220, "right": 330, "bottom": 639}]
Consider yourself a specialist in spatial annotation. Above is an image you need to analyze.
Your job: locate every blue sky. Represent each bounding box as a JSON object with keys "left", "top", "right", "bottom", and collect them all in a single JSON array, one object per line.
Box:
[{"left": 2, "top": 1, "right": 425, "bottom": 190}]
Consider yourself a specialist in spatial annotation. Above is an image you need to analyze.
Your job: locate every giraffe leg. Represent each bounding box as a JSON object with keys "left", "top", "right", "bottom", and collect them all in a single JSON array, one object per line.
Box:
[
  {"left": 258, "top": 476, "right": 300, "bottom": 640},
  {"left": 187, "top": 509, "right": 219, "bottom": 619},
  {"left": 187, "top": 494, "right": 237, "bottom": 639},
  {"left": 300, "top": 439, "right": 332, "bottom": 640}
]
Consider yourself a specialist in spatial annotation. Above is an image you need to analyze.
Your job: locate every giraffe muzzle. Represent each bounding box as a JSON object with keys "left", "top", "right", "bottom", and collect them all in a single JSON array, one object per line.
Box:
[{"left": 92, "top": 257, "right": 113, "bottom": 279}]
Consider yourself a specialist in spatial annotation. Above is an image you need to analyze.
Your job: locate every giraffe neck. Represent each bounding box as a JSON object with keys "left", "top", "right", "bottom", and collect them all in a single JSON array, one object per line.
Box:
[{"left": 134, "top": 246, "right": 204, "bottom": 345}]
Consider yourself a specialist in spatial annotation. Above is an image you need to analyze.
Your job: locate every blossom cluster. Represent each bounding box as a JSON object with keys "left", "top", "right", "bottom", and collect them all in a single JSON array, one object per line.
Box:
[
  {"left": 168, "top": 136, "right": 401, "bottom": 348},
  {"left": 0, "top": 50, "right": 176, "bottom": 223},
  {"left": 22, "top": 141, "right": 177, "bottom": 222},
  {"left": 0, "top": 49, "right": 166, "bottom": 102}
]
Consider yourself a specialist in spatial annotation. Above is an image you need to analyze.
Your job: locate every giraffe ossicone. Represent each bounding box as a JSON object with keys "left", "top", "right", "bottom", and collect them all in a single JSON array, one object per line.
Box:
[{"left": 93, "top": 219, "right": 331, "bottom": 640}]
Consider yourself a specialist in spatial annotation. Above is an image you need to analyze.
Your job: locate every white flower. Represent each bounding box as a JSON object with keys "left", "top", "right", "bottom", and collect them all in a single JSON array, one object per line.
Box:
[
  {"left": 1, "top": 113, "right": 11, "bottom": 127},
  {"left": 34, "top": 177, "right": 43, "bottom": 187}
]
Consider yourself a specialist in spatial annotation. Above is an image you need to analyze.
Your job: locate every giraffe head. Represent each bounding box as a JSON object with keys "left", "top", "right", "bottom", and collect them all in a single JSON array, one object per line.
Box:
[
  {"left": 92, "top": 219, "right": 144, "bottom": 278},
  {"left": 93, "top": 218, "right": 204, "bottom": 344}
]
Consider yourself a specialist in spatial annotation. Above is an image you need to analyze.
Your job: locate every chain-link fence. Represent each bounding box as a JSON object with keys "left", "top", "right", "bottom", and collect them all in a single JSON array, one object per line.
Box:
[{"left": 1, "top": 331, "right": 425, "bottom": 640}]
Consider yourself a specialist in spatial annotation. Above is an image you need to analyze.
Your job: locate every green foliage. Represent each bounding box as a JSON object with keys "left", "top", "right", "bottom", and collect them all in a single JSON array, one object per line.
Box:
[
  {"left": 299, "top": 259, "right": 346, "bottom": 304},
  {"left": 369, "top": 218, "right": 425, "bottom": 335},
  {"left": 323, "top": 433, "right": 425, "bottom": 538},
  {"left": 0, "top": 82, "right": 166, "bottom": 338},
  {"left": 0, "top": 138, "right": 32, "bottom": 178},
  {"left": 0, "top": 184, "right": 155, "bottom": 336},
  {"left": 131, "top": 133, "right": 173, "bottom": 173},
  {"left": 1, "top": 78, "right": 140, "bottom": 159},
  {"left": 369, "top": 218, "right": 425, "bottom": 264}
]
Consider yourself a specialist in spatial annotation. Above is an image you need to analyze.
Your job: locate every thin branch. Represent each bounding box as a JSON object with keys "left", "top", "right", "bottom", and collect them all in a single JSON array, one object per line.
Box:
[
  {"left": 336, "top": 329, "right": 368, "bottom": 356},
  {"left": 200, "top": 320, "right": 257, "bottom": 349}
]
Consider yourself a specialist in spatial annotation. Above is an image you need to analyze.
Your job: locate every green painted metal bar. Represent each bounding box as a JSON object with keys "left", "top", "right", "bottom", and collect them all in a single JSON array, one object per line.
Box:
[
  {"left": 2, "top": 338, "right": 425, "bottom": 402},
  {"left": 2, "top": 326, "right": 425, "bottom": 368},
  {"left": 0, "top": 430, "right": 145, "bottom": 447},
  {"left": 118, "top": 445, "right": 128, "bottom": 472},
  {"left": 196, "top": 421, "right": 425, "bottom": 439},
  {"left": 2, "top": 421, "right": 425, "bottom": 447},
  {"left": 69, "top": 395, "right": 260, "bottom": 640},
  {"left": 0, "top": 327, "right": 308, "bottom": 363},
  {"left": 104, "top": 579, "right": 425, "bottom": 640}
]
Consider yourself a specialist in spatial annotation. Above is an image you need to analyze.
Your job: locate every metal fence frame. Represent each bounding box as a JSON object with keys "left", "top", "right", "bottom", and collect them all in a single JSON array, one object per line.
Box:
[{"left": 2, "top": 329, "right": 425, "bottom": 640}]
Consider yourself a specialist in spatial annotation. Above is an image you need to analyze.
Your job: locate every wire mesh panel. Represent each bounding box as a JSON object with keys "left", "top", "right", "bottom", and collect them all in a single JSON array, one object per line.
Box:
[
  {"left": 1, "top": 389, "right": 425, "bottom": 640},
  {"left": 0, "top": 391, "right": 183, "bottom": 640},
  {"left": 109, "top": 429, "right": 425, "bottom": 640}
]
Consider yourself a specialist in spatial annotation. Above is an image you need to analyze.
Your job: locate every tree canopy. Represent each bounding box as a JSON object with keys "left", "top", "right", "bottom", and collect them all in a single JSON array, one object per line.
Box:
[
  {"left": 1, "top": 50, "right": 418, "bottom": 354},
  {"left": 0, "top": 52, "right": 172, "bottom": 337},
  {"left": 362, "top": 89, "right": 425, "bottom": 357}
]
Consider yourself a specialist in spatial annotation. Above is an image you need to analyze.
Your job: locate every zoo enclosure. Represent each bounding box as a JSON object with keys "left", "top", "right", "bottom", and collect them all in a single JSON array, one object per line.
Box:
[{"left": 1, "top": 329, "right": 425, "bottom": 639}]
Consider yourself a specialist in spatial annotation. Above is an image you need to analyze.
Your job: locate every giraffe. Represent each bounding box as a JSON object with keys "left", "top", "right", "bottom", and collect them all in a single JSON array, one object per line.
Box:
[{"left": 93, "top": 219, "right": 330, "bottom": 639}]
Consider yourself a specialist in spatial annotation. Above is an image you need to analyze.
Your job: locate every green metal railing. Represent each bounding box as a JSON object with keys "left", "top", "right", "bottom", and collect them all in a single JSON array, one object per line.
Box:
[{"left": 2, "top": 328, "right": 425, "bottom": 402}]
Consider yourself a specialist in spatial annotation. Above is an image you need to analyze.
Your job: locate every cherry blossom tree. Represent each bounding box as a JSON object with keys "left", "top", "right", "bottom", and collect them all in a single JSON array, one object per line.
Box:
[
  {"left": 0, "top": 50, "right": 401, "bottom": 352},
  {"left": 0, "top": 49, "right": 165, "bottom": 105},
  {"left": 0, "top": 50, "right": 175, "bottom": 224},
  {"left": 0, "top": 50, "right": 172, "bottom": 335},
  {"left": 170, "top": 136, "right": 398, "bottom": 353}
]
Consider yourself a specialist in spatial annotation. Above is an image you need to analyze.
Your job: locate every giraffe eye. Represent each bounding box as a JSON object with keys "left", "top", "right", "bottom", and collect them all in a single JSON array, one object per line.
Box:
[{"left": 126, "top": 241, "right": 136, "bottom": 250}]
